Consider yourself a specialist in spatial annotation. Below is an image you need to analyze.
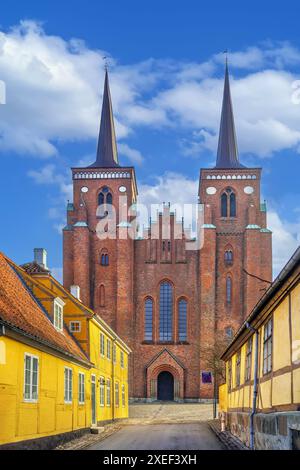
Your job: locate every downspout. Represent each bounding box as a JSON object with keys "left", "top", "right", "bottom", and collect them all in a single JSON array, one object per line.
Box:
[
  {"left": 246, "top": 322, "right": 259, "bottom": 450},
  {"left": 112, "top": 338, "right": 116, "bottom": 421}
]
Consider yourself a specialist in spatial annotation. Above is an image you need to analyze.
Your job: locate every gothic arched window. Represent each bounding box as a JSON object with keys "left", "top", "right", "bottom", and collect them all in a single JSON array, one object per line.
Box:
[
  {"left": 100, "top": 252, "right": 109, "bottom": 266},
  {"left": 98, "top": 192, "right": 105, "bottom": 206},
  {"left": 230, "top": 192, "right": 236, "bottom": 217},
  {"left": 221, "top": 188, "right": 236, "bottom": 218},
  {"left": 106, "top": 192, "right": 113, "bottom": 205},
  {"left": 178, "top": 299, "right": 187, "bottom": 341},
  {"left": 225, "top": 326, "right": 233, "bottom": 340},
  {"left": 159, "top": 281, "right": 173, "bottom": 341},
  {"left": 226, "top": 276, "right": 232, "bottom": 305},
  {"left": 225, "top": 249, "right": 233, "bottom": 265},
  {"left": 98, "top": 186, "right": 113, "bottom": 208},
  {"left": 144, "top": 298, "right": 153, "bottom": 341}
]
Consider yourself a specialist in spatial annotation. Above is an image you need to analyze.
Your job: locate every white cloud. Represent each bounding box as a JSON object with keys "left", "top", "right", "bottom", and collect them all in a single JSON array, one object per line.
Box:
[
  {"left": 28, "top": 163, "right": 72, "bottom": 232},
  {"left": 1, "top": 22, "right": 300, "bottom": 161},
  {"left": 118, "top": 143, "right": 144, "bottom": 165},
  {"left": 268, "top": 209, "right": 300, "bottom": 276},
  {"left": 139, "top": 172, "right": 198, "bottom": 207}
]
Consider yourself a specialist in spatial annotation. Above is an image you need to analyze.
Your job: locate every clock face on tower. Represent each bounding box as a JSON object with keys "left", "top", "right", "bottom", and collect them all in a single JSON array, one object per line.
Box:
[
  {"left": 81, "top": 187, "right": 89, "bottom": 193},
  {"left": 119, "top": 186, "right": 127, "bottom": 193}
]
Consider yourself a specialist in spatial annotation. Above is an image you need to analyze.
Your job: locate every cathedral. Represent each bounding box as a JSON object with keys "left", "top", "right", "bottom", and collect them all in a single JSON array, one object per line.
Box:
[{"left": 63, "top": 63, "right": 272, "bottom": 402}]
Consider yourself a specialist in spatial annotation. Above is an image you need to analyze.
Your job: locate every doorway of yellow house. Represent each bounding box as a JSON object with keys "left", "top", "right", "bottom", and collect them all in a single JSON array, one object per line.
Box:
[{"left": 91, "top": 375, "right": 96, "bottom": 426}]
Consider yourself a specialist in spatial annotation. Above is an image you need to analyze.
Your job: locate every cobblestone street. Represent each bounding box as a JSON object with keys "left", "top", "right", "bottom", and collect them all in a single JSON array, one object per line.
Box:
[{"left": 126, "top": 402, "right": 215, "bottom": 424}]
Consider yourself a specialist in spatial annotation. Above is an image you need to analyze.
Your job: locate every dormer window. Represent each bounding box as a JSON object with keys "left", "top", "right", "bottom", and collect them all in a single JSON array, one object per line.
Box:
[{"left": 53, "top": 298, "right": 65, "bottom": 332}]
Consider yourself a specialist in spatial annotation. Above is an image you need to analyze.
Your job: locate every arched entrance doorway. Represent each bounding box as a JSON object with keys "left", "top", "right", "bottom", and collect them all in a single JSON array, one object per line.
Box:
[{"left": 157, "top": 371, "right": 174, "bottom": 401}]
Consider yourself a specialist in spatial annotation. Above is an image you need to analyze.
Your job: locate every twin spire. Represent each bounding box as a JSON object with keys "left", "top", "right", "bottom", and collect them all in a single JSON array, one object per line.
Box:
[
  {"left": 89, "top": 69, "right": 119, "bottom": 168},
  {"left": 90, "top": 60, "right": 244, "bottom": 169},
  {"left": 215, "top": 59, "right": 244, "bottom": 169}
]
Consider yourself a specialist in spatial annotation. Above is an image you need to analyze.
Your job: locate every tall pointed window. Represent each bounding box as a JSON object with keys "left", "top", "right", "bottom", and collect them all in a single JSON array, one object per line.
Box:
[
  {"left": 159, "top": 281, "right": 173, "bottom": 341},
  {"left": 224, "top": 249, "right": 233, "bottom": 265},
  {"left": 144, "top": 298, "right": 153, "bottom": 341},
  {"left": 221, "top": 188, "right": 236, "bottom": 218},
  {"left": 230, "top": 192, "right": 236, "bottom": 217},
  {"left": 100, "top": 251, "right": 109, "bottom": 266},
  {"left": 98, "top": 186, "right": 113, "bottom": 216},
  {"left": 178, "top": 299, "right": 187, "bottom": 342},
  {"left": 226, "top": 276, "right": 232, "bottom": 305},
  {"left": 221, "top": 193, "right": 228, "bottom": 217}
]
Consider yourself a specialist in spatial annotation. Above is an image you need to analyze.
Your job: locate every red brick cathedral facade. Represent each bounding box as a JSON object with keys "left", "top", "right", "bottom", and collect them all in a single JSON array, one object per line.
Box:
[{"left": 63, "top": 65, "right": 272, "bottom": 401}]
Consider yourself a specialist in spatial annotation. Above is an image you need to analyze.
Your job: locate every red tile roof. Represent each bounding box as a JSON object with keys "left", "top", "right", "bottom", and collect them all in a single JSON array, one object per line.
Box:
[
  {"left": 21, "top": 261, "right": 50, "bottom": 274},
  {"left": 0, "top": 252, "right": 89, "bottom": 365}
]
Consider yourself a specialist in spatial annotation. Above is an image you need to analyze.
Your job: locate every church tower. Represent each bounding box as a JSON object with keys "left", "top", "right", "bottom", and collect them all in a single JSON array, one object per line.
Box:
[
  {"left": 63, "top": 62, "right": 272, "bottom": 402},
  {"left": 198, "top": 60, "right": 272, "bottom": 341},
  {"left": 63, "top": 70, "right": 137, "bottom": 345}
]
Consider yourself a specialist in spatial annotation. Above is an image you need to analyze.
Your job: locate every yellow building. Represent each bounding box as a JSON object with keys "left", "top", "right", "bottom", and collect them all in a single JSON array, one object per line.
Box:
[
  {"left": 219, "top": 246, "right": 300, "bottom": 450},
  {"left": 0, "top": 250, "right": 131, "bottom": 449}
]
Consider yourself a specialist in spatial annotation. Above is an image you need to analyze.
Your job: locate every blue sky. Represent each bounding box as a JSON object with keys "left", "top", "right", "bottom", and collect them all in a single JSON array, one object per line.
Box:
[{"left": 1, "top": 0, "right": 300, "bottom": 280}]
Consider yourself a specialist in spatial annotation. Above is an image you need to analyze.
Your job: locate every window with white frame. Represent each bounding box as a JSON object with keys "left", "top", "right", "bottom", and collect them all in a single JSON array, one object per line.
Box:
[
  {"left": 228, "top": 359, "right": 232, "bottom": 392},
  {"left": 78, "top": 373, "right": 85, "bottom": 404},
  {"left": 64, "top": 367, "right": 73, "bottom": 403},
  {"left": 100, "top": 333, "right": 105, "bottom": 356},
  {"left": 115, "top": 382, "right": 119, "bottom": 407},
  {"left": 69, "top": 321, "right": 81, "bottom": 333},
  {"left": 100, "top": 377, "right": 105, "bottom": 406},
  {"left": 120, "top": 351, "right": 124, "bottom": 368},
  {"left": 113, "top": 344, "right": 117, "bottom": 364},
  {"left": 236, "top": 350, "right": 241, "bottom": 387},
  {"left": 106, "top": 379, "right": 111, "bottom": 406},
  {"left": 107, "top": 339, "right": 111, "bottom": 360},
  {"left": 122, "top": 384, "right": 126, "bottom": 407},
  {"left": 24, "top": 354, "right": 39, "bottom": 402},
  {"left": 245, "top": 338, "right": 252, "bottom": 382},
  {"left": 263, "top": 318, "right": 273, "bottom": 375},
  {"left": 54, "top": 298, "right": 65, "bottom": 331}
]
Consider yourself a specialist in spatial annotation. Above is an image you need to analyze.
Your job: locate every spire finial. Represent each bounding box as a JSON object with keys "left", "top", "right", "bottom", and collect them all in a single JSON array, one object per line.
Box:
[
  {"left": 223, "top": 49, "right": 228, "bottom": 67},
  {"left": 103, "top": 56, "right": 109, "bottom": 72},
  {"left": 89, "top": 63, "right": 120, "bottom": 168},
  {"left": 215, "top": 55, "right": 245, "bottom": 169}
]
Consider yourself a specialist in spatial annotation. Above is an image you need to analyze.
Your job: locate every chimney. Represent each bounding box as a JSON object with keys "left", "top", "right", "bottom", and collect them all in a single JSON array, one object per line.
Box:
[
  {"left": 70, "top": 285, "right": 81, "bottom": 301},
  {"left": 34, "top": 248, "right": 48, "bottom": 269}
]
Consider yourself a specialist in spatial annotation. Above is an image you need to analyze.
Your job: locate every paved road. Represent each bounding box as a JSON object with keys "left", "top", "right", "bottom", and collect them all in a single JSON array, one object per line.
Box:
[
  {"left": 87, "top": 423, "right": 224, "bottom": 450},
  {"left": 128, "top": 402, "right": 215, "bottom": 424}
]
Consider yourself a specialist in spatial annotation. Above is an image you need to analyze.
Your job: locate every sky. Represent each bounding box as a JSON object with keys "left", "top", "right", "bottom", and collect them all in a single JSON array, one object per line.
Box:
[{"left": 0, "top": 0, "right": 300, "bottom": 281}]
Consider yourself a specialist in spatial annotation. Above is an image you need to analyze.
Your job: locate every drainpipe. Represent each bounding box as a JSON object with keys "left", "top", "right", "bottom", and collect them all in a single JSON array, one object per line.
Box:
[
  {"left": 112, "top": 338, "right": 116, "bottom": 422},
  {"left": 246, "top": 322, "right": 259, "bottom": 450}
]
